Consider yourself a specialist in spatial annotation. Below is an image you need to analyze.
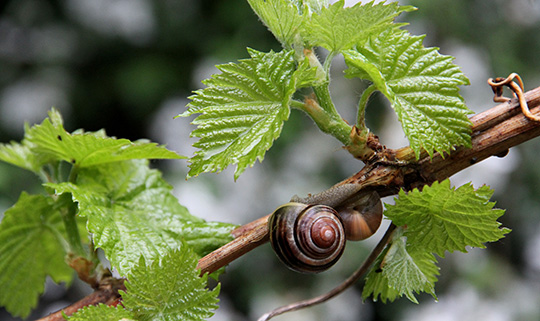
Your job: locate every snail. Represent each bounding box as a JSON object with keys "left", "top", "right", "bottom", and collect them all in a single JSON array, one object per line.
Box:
[
  {"left": 268, "top": 203, "right": 346, "bottom": 273},
  {"left": 268, "top": 191, "right": 383, "bottom": 273}
]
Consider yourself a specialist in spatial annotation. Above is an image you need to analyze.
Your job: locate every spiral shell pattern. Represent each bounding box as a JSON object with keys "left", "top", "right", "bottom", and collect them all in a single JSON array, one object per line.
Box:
[{"left": 269, "top": 203, "right": 346, "bottom": 273}]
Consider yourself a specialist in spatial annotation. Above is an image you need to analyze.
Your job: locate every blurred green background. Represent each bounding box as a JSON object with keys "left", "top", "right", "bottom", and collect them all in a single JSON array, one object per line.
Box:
[{"left": 1, "top": 0, "right": 540, "bottom": 320}]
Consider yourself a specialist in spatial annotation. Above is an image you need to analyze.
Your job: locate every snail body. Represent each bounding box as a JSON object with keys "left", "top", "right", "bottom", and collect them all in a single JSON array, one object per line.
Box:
[
  {"left": 337, "top": 191, "right": 383, "bottom": 241},
  {"left": 268, "top": 191, "right": 383, "bottom": 273}
]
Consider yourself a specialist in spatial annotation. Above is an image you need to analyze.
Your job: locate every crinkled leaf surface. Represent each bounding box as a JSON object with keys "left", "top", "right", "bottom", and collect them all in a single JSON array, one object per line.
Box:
[
  {"left": 365, "top": 181, "right": 508, "bottom": 303},
  {"left": 0, "top": 193, "right": 74, "bottom": 318},
  {"left": 292, "top": 56, "right": 322, "bottom": 88},
  {"left": 0, "top": 141, "right": 44, "bottom": 173},
  {"left": 23, "top": 109, "right": 183, "bottom": 168},
  {"left": 385, "top": 180, "right": 510, "bottom": 257},
  {"left": 0, "top": 109, "right": 183, "bottom": 174},
  {"left": 363, "top": 234, "right": 439, "bottom": 304},
  {"left": 362, "top": 247, "right": 399, "bottom": 304},
  {"left": 344, "top": 29, "right": 472, "bottom": 158},
  {"left": 68, "top": 304, "right": 134, "bottom": 321},
  {"left": 303, "top": 0, "right": 414, "bottom": 52},
  {"left": 49, "top": 159, "right": 235, "bottom": 276},
  {"left": 302, "top": 0, "right": 328, "bottom": 14},
  {"left": 180, "top": 49, "right": 300, "bottom": 179},
  {"left": 122, "top": 247, "right": 220, "bottom": 321},
  {"left": 69, "top": 247, "right": 219, "bottom": 321},
  {"left": 247, "top": 0, "right": 305, "bottom": 48}
]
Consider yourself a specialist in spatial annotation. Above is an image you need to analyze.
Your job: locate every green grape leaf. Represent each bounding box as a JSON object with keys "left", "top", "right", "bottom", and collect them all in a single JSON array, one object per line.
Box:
[
  {"left": 48, "top": 160, "right": 235, "bottom": 276},
  {"left": 382, "top": 237, "right": 438, "bottom": 303},
  {"left": 303, "top": 0, "right": 414, "bottom": 53},
  {"left": 122, "top": 246, "right": 220, "bottom": 321},
  {"left": 0, "top": 193, "right": 74, "bottom": 318},
  {"left": 247, "top": 0, "right": 305, "bottom": 48},
  {"left": 69, "top": 247, "right": 219, "bottom": 321},
  {"left": 362, "top": 246, "right": 399, "bottom": 304},
  {"left": 292, "top": 56, "right": 323, "bottom": 88},
  {"left": 363, "top": 235, "right": 439, "bottom": 303},
  {"left": 302, "top": 0, "right": 328, "bottom": 14},
  {"left": 68, "top": 304, "right": 134, "bottom": 321},
  {"left": 385, "top": 180, "right": 510, "bottom": 257},
  {"left": 23, "top": 108, "right": 183, "bottom": 168},
  {"left": 0, "top": 141, "right": 43, "bottom": 173},
  {"left": 344, "top": 29, "right": 473, "bottom": 158},
  {"left": 365, "top": 180, "right": 508, "bottom": 303},
  {"left": 179, "top": 49, "right": 299, "bottom": 179}
]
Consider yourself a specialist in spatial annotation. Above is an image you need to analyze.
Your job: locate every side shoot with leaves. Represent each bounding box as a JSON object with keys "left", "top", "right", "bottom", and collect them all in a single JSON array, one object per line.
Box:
[
  {"left": 0, "top": 110, "right": 234, "bottom": 320},
  {"left": 0, "top": 0, "right": 529, "bottom": 320},
  {"left": 179, "top": 0, "right": 509, "bottom": 307}
]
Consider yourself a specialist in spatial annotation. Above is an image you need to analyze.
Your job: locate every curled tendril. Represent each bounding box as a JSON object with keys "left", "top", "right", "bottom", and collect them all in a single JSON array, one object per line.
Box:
[{"left": 488, "top": 73, "right": 540, "bottom": 122}]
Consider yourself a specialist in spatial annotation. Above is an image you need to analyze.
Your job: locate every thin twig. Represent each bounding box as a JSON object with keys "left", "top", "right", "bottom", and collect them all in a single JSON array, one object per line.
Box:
[
  {"left": 197, "top": 214, "right": 270, "bottom": 275},
  {"left": 39, "top": 278, "right": 125, "bottom": 321},
  {"left": 257, "top": 224, "right": 396, "bottom": 321}
]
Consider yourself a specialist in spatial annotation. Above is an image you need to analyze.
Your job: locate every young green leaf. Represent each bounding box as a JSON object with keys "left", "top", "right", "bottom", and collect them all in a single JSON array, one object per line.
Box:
[
  {"left": 303, "top": 0, "right": 414, "bottom": 53},
  {"left": 48, "top": 160, "right": 235, "bottom": 276},
  {"left": 247, "top": 0, "right": 305, "bottom": 48},
  {"left": 0, "top": 193, "right": 74, "bottom": 318},
  {"left": 23, "top": 108, "right": 183, "bottom": 169},
  {"left": 362, "top": 246, "right": 399, "bottom": 303},
  {"left": 0, "top": 141, "right": 44, "bottom": 173},
  {"left": 381, "top": 237, "right": 438, "bottom": 303},
  {"left": 366, "top": 181, "right": 508, "bottom": 303},
  {"left": 363, "top": 234, "right": 439, "bottom": 303},
  {"left": 344, "top": 29, "right": 473, "bottom": 158},
  {"left": 68, "top": 304, "right": 134, "bottom": 321},
  {"left": 69, "top": 247, "right": 220, "bottom": 321},
  {"left": 385, "top": 180, "right": 510, "bottom": 257},
  {"left": 180, "top": 49, "right": 300, "bottom": 179},
  {"left": 303, "top": 0, "right": 329, "bottom": 14},
  {"left": 121, "top": 247, "right": 220, "bottom": 321},
  {"left": 292, "top": 56, "right": 323, "bottom": 88}
]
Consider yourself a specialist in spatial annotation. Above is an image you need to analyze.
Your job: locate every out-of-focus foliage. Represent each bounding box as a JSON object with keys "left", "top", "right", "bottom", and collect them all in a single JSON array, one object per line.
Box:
[
  {"left": 1, "top": 0, "right": 540, "bottom": 320},
  {"left": 0, "top": 0, "right": 278, "bottom": 142},
  {"left": 408, "top": 0, "right": 540, "bottom": 81}
]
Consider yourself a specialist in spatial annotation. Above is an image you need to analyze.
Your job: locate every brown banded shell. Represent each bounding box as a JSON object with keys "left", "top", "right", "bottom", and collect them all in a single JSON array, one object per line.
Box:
[{"left": 268, "top": 203, "right": 346, "bottom": 273}]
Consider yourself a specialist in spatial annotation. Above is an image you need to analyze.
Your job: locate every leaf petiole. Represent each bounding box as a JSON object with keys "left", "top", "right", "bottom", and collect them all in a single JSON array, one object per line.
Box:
[
  {"left": 68, "top": 164, "right": 80, "bottom": 184},
  {"left": 290, "top": 100, "right": 306, "bottom": 110},
  {"left": 312, "top": 85, "right": 352, "bottom": 143},
  {"left": 357, "top": 84, "right": 377, "bottom": 131},
  {"left": 43, "top": 221, "right": 71, "bottom": 255},
  {"left": 295, "top": 85, "right": 352, "bottom": 146},
  {"left": 322, "top": 51, "right": 337, "bottom": 75}
]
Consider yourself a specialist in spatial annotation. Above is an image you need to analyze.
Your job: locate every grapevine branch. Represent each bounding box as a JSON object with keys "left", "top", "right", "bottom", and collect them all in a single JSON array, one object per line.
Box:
[
  {"left": 39, "top": 278, "right": 125, "bottom": 321},
  {"left": 40, "top": 83, "right": 540, "bottom": 320},
  {"left": 197, "top": 83, "right": 540, "bottom": 276}
]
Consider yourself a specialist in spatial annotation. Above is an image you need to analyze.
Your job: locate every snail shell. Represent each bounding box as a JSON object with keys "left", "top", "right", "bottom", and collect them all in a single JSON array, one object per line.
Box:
[
  {"left": 337, "top": 191, "right": 383, "bottom": 241},
  {"left": 268, "top": 203, "right": 346, "bottom": 273}
]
